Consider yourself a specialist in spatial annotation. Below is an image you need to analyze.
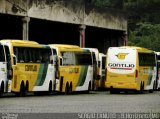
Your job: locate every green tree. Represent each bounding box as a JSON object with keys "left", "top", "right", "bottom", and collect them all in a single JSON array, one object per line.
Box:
[
  {"left": 86, "top": 0, "right": 124, "bottom": 9},
  {"left": 128, "top": 23, "right": 160, "bottom": 51},
  {"left": 125, "top": 0, "right": 160, "bottom": 51}
]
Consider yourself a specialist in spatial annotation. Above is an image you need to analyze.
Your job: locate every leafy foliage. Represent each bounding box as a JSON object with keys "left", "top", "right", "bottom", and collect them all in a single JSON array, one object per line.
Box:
[
  {"left": 86, "top": 0, "right": 124, "bottom": 9},
  {"left": 128, "top": 23, "right": 160, "bottom": 51},
  {"left": 125, "top": 0, "right": 160, "bottom": 51}
]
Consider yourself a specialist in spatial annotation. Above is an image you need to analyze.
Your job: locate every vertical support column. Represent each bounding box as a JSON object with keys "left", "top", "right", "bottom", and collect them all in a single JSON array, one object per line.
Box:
[
  {"left": 79, "top": 24, "right": 86, "bottom": 48},
  {"left": 123, "top": 31, "right": 128, "bottom": 46},
  {"left": 22, "top": 17, "right": 30, "bottom": 40}
]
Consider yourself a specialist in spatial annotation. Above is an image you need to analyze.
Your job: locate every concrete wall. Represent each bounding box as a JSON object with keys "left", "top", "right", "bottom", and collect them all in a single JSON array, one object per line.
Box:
[{"left": 0, "top": 0, "right": 127, "bottom": 31}]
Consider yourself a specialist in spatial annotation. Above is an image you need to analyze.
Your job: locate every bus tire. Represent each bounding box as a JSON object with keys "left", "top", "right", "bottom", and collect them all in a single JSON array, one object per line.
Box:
[
  {"left": 25, "top": 81, "right": 29, "bottom": 96},
  {"left": 53, "top": 79, "right": 56, "bottom": 91},
  {"left": 48, "top": 81, "right": 52, "bottom": 94},
  {"left": 149, "top": 89, "right": 153, "bottom": 93},
  {"left": 65, "top": 82, "right": 69, "bottom": 95},
  {"left": 139, "top": 82, "right": 144, "bottom": 94},
  {"left": 87, "top": 81, "right": 91, "bottom": 93},
  {"left": 69, "top": 82, "right": 72, "bottom": 94},
  {"left": 0, "top": 82, "right": 4, "bottom": 97},
  {"left": 149, "top": 81, "right": 155, "bottom": 93},
  {"left": 19, "top": 81, "right": 25, "bottom": 97},
  {"left": 91, "top": 80, "right": 95, "bottom": 91},
  {"left": 153, "top": 81, "right": 157, "bottom": 91},
  {"left": 110, "top": 87, "right": 115, "bottom": 94}
]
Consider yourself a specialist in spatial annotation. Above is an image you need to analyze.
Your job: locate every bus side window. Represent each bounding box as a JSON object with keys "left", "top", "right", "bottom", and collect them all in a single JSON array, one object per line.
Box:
[
  {"left": 24, "top": 48, "right": 29, "bottom": 63},
  {"left": 0, "top": 45, "right": 5, "bottom": 62},
  {"left": 4, "top": 46, "right": 10, "bottom": 62},
  {"left": 32, "top": 49, "right": 36, "bottom": 63},
  {"left": 28, "top": 48, "right": 33, "bottom": 63},
  {"left": 102, "top": 57, "right": 106, "bottom": 69},
  {"left": 19, "top": 48, "right": 24, "bottom": 63},
  {"left": 14, "top": 47, "right": 19, "bottom": 63},
  {"left": 36, "top": 50, "right": 41, "bottom": 63},
  {"left": 92, "top": 52, "right": 97, "bottom": 65},
  {"left": 44, "top": 50, "right": 50, "bottom": 63},
  {"left": 42, "top": 49, "right": 48, "bottom": 63},
  {"left": 41, "top": 49, "right": 47, "bottom": 63}
]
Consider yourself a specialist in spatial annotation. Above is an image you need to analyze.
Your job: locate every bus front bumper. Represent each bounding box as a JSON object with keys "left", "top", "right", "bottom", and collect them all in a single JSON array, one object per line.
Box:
[{"left": 105, "top": 82, "right": 138, "bottom": 90}]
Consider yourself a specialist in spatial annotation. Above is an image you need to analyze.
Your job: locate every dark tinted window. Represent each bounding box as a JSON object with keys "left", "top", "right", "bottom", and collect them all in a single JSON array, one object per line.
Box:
[
  {"left": 76, "top": 53, "right": 92, "bottom": 65},
  {"left": 61, "top": 51, "right": 92, "bottom": 66},
  {"left": 102, "top": 57, "right": 106, "bottom": 69},
  {"left": 13, "top": 47, "right": 52, "bottom": 64},
  {"left": 0, "top": 45, "right": 5, "bottom": 62},
  {"left": 139, "top": 53, "right": 155, "bottom": 66},
  {"left": 157, "top": 54, "right": 160, "bottom": 60}
]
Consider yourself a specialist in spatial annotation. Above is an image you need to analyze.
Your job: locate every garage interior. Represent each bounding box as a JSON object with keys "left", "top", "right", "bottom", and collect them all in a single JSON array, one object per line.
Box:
[{"left": 0, "top": 14, "right": 125, "bottom": 54}]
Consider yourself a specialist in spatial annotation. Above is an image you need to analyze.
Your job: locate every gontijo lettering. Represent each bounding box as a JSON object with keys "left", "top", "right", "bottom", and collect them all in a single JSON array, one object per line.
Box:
[
  {"left": 108, "top": 63, "right": 135, "bottom": 68},
  {"left": 25, "top": 65, "right": 37, "bottom": 71}
]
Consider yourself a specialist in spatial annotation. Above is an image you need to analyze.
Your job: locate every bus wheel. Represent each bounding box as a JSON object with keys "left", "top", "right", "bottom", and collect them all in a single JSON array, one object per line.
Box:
[
  {"left": 0, "top": 82, "right": 4, "bottom": 97},
  {"left": 149, "top": 89, "right": 153, "bottom": 93},
  {"left": 153, "top": 81, "right": 157, "bottom": 91},
  {"left": 110, "top": 87, "right": 116, "bottom": 94},
  {"left": 65, "top": 83, "right": 69, "bottom": 95},
  {"left": 48, "top": 81, "right": 52, "bottom": 94},
  {"left": 69, "top": 83, "right": 72, "bottom": 94},
  {"left": 20, "top": 82, "right": 25, "bottom": 97},
  {"left": 87, "top": 82, "right": 91, "bottom": 93},
  {"left": 149, "top": 81, "right": 155, "bottom": 93},
  {"left": 139, "top": 83, "right": 144, "bottom": 94},
  {"left": 25, "top": 81, "right": 29, "bottom": 96},
  {"left": 91, "top": 80, "right": 96, "bottom": 91}
]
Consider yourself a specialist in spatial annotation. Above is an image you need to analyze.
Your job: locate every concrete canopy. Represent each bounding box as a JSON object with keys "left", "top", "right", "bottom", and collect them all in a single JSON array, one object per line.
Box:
[{"left": 0, "top": 0, "right": 127, "bottom": 31}]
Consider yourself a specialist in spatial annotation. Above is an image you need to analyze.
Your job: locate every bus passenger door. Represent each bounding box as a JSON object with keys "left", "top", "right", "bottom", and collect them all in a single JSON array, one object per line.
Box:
[
  {"left": 4, "top": 45, "right": 12, "bottom": 92},
  {"left": 51, "top": 48, "right": 59, "bottom": 91}
]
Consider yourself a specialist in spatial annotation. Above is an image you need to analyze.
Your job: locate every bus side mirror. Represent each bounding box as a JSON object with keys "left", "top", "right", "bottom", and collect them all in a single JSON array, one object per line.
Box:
[{"left": 12, "top": 54, "right": 17, "bottom": 65}]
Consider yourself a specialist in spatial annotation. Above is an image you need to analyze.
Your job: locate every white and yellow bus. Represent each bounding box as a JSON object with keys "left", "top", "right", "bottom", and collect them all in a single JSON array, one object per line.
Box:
[
  {"left": 0, "top": 39, "right": 57, "bottom": 96},
  {"left": 49, "top": 44, "right": 93, "bottom": 94},
  {"left": 105, "top": 46, "right": 157, "bottom": 93},
  {"left": 0, "top": 42, "right": 11, "bottom": 96},
  {"left": 82, "top": 48, "right": 99, "bottom": 90}
]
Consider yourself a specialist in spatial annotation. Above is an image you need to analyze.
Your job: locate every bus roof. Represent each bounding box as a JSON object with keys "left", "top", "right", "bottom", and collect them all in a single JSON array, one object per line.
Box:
[
  {"left": 83, "top": 48, "right": 99, "bottom": 53},
  {"left": 0, "top": 39, "right": 39, "bottom": 45},
  {"left": 49, "top": 44, "right": 80, "bottom": 49},
  {"left": 109, "top": 46, "right": 153, "bottom": 53}
]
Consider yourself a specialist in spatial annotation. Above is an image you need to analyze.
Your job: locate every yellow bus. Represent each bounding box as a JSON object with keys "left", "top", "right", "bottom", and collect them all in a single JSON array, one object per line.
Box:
[
  {"left": 49, "top": 44, "right": 93, "bottom": 94},
  {"left": 105, "top": 46, "right": 157, "bottom": 94},
  {"left": 0, "top": 39, "right": 56, "bottom": 96}
]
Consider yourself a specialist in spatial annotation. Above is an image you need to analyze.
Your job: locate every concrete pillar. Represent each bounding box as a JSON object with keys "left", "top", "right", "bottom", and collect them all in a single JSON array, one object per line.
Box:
[
  {"left": 79, "top": 24, "right": 86, "bottom": 48},
  {"left": 123, "top": 31, "right": 128, "bottom": 46},
  {"left": 22, "top": 17, "right": 30, "bottom": 40}
]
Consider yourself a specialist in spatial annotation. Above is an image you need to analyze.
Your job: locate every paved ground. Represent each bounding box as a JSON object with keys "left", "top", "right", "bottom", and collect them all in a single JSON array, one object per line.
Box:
[{"left": 0, "top": 91, "right": 160, "bottom": 119}]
